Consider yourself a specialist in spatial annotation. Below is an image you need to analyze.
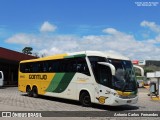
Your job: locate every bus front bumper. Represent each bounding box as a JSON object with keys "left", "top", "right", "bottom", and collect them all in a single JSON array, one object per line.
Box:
[{"left": 109, "top": 95, "right": 138, "bottom": 106}]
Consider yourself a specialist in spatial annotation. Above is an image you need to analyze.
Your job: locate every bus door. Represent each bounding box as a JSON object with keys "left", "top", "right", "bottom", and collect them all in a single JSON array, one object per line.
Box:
[
  {"left": 0, "top": 71, "right": 4, "bottom": 87},
  {"left": 96, "top": 64, "right": 112, "bottom": 104}
]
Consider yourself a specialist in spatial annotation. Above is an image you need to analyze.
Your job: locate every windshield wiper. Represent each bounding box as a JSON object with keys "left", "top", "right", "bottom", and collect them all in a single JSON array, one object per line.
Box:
[{"left": 122, "top": 70, "right": 130, "bottom": 92}]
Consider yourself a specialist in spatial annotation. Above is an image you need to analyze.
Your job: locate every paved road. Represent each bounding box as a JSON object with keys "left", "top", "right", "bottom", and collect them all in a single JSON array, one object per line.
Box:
[{"left": 0, "top": 87, "right": 160, "bottom": 120}]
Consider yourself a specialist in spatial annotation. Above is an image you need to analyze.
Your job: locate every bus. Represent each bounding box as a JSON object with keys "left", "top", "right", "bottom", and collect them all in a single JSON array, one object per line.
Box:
[
  {"left": 133, "top": 65, "right": 145, "bottom": 88},
  {"left": 0, "top": 71, "right": 4, "bottom": 87},
  {"left": 18, "top": 51, "right": 138, "bottom": 106}
]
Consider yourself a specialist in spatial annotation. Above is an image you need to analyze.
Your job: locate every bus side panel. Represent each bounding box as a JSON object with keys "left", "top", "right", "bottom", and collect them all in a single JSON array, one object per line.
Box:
[
  {"left": 18, "top": 72, "right": 55, "bottom": 94},
  {"left": 75, "top": 73, "right": 95, "bottom": 102},
  {"left": 77, "top": 84, "right": 95, "bottom": 103},
  {"left": 44, "top": 73, "right": 94, "bottom": 101},
  {"left": 18, "top": 72, "right": 28, "bottom": 92},
  {"left": 44, "top": 72, "right": 77, "bottom": 100},
  {"left": 36, "top": 73, "right": 56, "bottom": 95}
]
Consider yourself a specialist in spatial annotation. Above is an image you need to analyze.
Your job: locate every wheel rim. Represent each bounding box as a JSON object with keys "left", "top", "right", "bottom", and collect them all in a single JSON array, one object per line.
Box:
[
  {"left": 83, "top": 96, "right": 90, "bottom": 105},
  {"left": 33, "top": 87, "right": 38, "bottom": 97},
  {"left": 27, "top": 87, "right": 30, "bottom": 94},
  {"left": 26, "top": 87, "right": 32, "bottom": 96}
]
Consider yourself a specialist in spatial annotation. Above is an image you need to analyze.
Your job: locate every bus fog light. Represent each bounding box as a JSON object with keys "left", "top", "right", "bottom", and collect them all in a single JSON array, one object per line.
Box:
[{"left": 115, "top": 100, "right": 119, "bottom": 103}]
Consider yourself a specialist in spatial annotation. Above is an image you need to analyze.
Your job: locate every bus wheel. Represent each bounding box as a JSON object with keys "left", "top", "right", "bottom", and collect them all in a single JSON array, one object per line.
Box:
[
  {"left": 80, "top": 92, "right": 91, "bottom": 107},
  {"left": 32, "top": 86, "right": 38, "bottom": 98},
  {"left": 26, "top": 86, "right": 33, "bottom": 97}
]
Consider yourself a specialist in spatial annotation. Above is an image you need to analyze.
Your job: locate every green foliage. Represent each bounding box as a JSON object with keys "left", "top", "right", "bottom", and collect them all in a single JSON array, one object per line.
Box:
[
  {"left": 144, "top": 68, "right": 154, "bottom": 75},
  {"left": 22, "top": 47, "right": 33, "bottom": 55},
  {"left": 143, "top": 65, "right": 160, "bottom": 75},
  {"left": 135, "top": 70, "right": 141, "bottom": 76}
]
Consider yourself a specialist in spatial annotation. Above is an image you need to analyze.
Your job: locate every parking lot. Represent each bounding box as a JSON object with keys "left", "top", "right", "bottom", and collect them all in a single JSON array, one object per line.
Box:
[{"left": 0, "top": 87, "right": 160, "bottom": 119}]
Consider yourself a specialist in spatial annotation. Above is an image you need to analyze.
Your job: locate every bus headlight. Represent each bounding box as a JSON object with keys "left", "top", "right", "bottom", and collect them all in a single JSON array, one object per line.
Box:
[
  {"left": 114, "top": 93, "right": 120, "bottom": 97},
  {"left": 106, "top": 90, "right": 119, "bottom": 97},
  {"left": 111, "top": 92, "right": 120, "bottom": 97}
]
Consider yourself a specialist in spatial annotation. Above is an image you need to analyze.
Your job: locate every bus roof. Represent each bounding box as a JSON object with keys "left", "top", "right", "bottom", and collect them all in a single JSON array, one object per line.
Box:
[{"left": 20, "top": 51, "right": 130, "bottom": 63}]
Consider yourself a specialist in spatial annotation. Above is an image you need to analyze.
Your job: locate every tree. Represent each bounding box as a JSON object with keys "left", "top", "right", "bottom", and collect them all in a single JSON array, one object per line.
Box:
[
  {"left": 32, "top": 52, "right": 40, "bottom": 58},
  {"left": 22, "top": 47, "right": 33, "bottom": 55}
]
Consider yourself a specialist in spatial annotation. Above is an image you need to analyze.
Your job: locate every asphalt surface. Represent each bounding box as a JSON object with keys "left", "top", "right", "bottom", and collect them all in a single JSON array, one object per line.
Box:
[{"left": 0, "top": 87, "right": 160, "bottom": 120}]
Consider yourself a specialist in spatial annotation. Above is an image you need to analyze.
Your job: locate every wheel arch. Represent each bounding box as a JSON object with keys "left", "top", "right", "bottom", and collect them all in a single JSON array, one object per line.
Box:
[
  {"left": 79, "top": 89, "right": 94, "bottom": 102},
  {"left": 26, "top": 85, "right": 31, "bottom": 92},
  {"left": 32, "top": 85, "right": 38, "bottom": 93}
]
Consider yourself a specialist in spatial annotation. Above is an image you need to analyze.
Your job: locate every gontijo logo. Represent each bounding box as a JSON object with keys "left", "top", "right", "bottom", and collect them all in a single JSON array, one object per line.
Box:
[
  {"left": 96, "top": 96, "right": 108, "bottom": 104},
  {"left": 29, "top": 74, "right": 47, "bottom": 80}
]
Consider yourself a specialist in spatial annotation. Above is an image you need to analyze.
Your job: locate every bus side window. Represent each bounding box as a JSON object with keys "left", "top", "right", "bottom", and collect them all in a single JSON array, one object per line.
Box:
[
  {"left": 43, "top": 62, "right": 49, "bottom": 72},
  {"left": 25, "top": 64, "right": 31, "bottom": 73},
  {"left": 20, "top": 63, "right": 25, "bottom": 73},
  {"left": 48, "top": 62, "right": 53, "bottom": 72},
  {"left": 51, "top": 60, "right": 60, "bottom": 72},
  {"left": 37, "top": 62, "right": 43, "bottom": 72},
  {"left": 88, "top": 56, "right": 107, "bottom": 82},
  {"left": 66, "top": 59, "right": 75, "bottom": 72},
  {"left": 76, "top": 57, "right": 90, "bottom": 76},
  {"left": 32, "top": 63, "right": 38, "bottom": 72}
]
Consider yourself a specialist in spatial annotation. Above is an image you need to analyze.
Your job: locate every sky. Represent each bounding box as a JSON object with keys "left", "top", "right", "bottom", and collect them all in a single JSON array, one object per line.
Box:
[{"left": 0, "top": 0, "right": 160, "bottom": 60}]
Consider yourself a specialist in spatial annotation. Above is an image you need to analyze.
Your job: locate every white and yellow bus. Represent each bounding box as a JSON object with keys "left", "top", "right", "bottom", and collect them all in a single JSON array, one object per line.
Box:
[{"left": 18, "top": 51, "right": 138, "bottom": 106}]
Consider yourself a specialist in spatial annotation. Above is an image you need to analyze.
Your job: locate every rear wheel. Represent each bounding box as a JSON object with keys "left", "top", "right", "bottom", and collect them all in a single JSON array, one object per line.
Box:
[
  {"left": 26, "top": 86, "right": 33, "bottom": 97},
  {"left": 80, "top": 92, "right": 91, "bottom": 107},
  {"left": 32, "top": 86, "right": 38, "bottom": 98}
]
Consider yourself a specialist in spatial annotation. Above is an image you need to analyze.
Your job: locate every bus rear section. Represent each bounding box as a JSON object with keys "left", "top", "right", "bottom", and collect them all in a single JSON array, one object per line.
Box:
[{"left": 0, "top": 71, "right": 4, "bottom": 87}]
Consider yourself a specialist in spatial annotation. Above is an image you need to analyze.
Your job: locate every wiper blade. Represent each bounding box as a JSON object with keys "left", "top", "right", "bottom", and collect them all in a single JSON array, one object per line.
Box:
[{"left": 122, "top": 83, "right": 127, "bottom": 92}]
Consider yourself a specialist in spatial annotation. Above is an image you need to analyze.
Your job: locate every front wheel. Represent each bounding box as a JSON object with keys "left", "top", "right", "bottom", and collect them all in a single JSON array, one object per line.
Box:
[{"left": 80, "top": 92, "right": 91, "bottom": 107}]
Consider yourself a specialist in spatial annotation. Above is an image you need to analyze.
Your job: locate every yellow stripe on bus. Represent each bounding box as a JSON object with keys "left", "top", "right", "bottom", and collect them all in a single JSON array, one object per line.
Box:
[
  {"left": 20, "top": 54, "right": 68, "bottom": 63},
  {"left": 116, "top": 90, "right": 132, "bottom": 96}
]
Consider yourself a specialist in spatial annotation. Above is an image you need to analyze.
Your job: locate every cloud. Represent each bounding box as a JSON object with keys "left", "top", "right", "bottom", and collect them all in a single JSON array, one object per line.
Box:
[
  {"left": 40, "top": 21, "right": 57, "bottom": 32},
  {"left": 140, "top": 20, "right": 160, "bottom": 33},
  {"left": 5, "top": 21, "right": 160, "bottom": 60},
  {"left": 102, "top": 28, "right": 119, "bottom": 34},
  {"left": 5, "top": 33, "right": 33, "bottom": 45}
]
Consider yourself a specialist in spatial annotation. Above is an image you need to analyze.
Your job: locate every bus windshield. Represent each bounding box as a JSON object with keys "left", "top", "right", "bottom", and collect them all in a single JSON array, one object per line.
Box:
[{"left": 108, "top": 59, "right": 137, "bottom": 92}]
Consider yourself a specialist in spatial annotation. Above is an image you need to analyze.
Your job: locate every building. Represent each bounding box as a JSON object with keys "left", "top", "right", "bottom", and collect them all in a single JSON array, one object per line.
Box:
[
  {"left": 132, "top": 60, "right": 160, "bottom": 67},
  {"left": 0, "top": 47, "right": 37, "bottom": 86},
  {"left": 145, "top": 60, "right": 160, "bottom": 67}
]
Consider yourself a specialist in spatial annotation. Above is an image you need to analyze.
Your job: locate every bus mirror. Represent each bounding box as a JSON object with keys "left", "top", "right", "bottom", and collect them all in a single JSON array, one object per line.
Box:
[
  {"left": 133, "top": 65, "right": 144, "bottom": 76},
  {"left": 98, "top": 62, "right": 116, "bottom": 76}
]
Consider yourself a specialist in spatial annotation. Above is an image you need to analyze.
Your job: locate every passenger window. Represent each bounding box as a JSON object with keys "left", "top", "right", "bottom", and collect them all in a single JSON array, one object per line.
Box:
[
  {"left": 32, "top": 63, "right": 39, "bottom": 72},
  {"left": 76, "top": 58, "right": 90, "bottom": 76},
  {"left": 20, "top": 57, "right": 90, "bottom": 76},
  {"left": 43, "top": 62, "right": 49, "bottom": 72},
  {"left": 25, "top": 64, "right": 31, "bottom": 73}
]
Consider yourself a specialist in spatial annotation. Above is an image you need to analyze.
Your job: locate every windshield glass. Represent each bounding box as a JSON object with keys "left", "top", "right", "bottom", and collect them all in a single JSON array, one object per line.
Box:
[{"left": 108, "top": 59, "right": 137, "bottom": 92}]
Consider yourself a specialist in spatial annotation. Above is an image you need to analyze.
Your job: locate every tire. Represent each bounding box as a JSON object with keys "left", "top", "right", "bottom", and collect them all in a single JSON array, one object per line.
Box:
[
  {"left": 32, "top": 86, "right": 38, "bottom": 98},
  {"left": 80, "top": 92, "right": 91, "bottom": 107},
  {"left": 26, "top": 86, "right": 33, "bottom": 97}
]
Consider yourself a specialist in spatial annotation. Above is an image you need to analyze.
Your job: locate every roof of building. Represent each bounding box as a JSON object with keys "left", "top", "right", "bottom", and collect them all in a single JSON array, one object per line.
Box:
[{"left": 0, "top": 47, "right": 37, "bottom": 62}]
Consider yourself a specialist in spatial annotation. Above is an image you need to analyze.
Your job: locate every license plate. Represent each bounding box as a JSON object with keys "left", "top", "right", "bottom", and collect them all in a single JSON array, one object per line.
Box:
[{"left": 127, "top": 100, "right": 132, "bottom": 103}]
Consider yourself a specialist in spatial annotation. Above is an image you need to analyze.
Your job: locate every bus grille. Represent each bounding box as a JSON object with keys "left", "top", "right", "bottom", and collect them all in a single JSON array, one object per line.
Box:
[{"left": 119, "top": 95, "right": 137, "bottom": 99}]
